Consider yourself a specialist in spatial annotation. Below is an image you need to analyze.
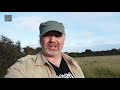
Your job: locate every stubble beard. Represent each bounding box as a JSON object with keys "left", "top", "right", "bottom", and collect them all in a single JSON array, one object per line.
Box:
[
  {"left": 46, "top": 49, "right": 60, "bottom": 56},
  {"left": 42, "top": 48, "right": 61, "bottom": 57},
  {"left": 42, "top": 42, "right": 61, "bottom": 57}
]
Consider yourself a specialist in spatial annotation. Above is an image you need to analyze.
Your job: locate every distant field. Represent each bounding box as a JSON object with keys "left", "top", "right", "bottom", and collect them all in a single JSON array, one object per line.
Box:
[{"left": 74, "top": 55, "right": 120, "bottom": 78}]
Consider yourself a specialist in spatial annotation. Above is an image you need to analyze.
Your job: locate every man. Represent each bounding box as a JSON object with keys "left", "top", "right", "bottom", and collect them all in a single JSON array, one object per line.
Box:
[{"left": 5, "top": 20, "right": 85, "bottom": 78}]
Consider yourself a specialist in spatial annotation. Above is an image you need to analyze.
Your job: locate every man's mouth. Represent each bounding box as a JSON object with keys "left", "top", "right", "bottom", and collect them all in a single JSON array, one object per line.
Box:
[{"left": 48, "top": 43, "right": 58, "bottom": 49}]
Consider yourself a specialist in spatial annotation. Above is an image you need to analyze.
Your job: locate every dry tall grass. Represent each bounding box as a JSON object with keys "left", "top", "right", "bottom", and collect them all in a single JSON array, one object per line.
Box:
[{"left": 75, "top": 55, "right": 120, "bottom": 78}]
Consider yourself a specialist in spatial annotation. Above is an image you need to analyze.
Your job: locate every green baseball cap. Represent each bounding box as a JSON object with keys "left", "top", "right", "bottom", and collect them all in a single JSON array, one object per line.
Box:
[{"left": 39, "top": 20, "right": 65, "bottom": 36}]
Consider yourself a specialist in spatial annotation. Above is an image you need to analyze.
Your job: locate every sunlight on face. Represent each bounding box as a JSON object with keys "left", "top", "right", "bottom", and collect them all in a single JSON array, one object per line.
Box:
[{"left": 40, "top": 31, "right": 65, "bottom": 57}]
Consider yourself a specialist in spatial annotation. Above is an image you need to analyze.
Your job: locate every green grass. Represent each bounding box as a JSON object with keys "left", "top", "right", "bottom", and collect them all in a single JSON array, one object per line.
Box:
[{"left": 74, "top": 55, "right": 120, "bottom": 78}]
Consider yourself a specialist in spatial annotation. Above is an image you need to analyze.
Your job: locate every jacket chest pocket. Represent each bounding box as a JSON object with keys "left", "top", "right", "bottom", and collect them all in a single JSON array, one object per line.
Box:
[{"left": 32, "top": 65, "right": 50, "bottom": 78}]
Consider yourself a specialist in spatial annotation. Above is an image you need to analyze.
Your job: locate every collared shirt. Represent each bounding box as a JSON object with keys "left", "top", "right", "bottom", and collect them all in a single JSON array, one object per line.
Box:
[{"left": 4, "top": 51, "right": 85, "bottom": 78}]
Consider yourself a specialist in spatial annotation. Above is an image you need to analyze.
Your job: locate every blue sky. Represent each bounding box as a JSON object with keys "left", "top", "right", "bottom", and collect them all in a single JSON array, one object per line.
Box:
[{"left": 0, "top": 12, "right": 120, "bottom": 53}]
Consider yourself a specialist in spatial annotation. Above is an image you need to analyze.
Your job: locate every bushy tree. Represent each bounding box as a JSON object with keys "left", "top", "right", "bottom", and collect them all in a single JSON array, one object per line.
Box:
[
  {"left": 0, "top": 35, "right": 23, "bottom": 78},
  {"left": 23, "top": 46, "right": 35, "bottom": 55}
]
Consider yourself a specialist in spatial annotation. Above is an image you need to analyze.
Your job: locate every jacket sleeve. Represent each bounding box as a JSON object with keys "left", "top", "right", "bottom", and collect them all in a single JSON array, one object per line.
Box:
[{"left": 4, "top": 59, "right": 26, "bottom": 78}]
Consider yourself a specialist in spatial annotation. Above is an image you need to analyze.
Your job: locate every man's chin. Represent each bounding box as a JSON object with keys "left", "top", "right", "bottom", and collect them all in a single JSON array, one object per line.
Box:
[{"left": 46, "top": 51, "right": 60, "bottom": 57}]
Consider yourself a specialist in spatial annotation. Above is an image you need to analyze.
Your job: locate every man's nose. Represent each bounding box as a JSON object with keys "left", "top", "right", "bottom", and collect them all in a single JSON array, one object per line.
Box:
[{"left": 49, "top": 36, "right": 56, "bottom": 42}]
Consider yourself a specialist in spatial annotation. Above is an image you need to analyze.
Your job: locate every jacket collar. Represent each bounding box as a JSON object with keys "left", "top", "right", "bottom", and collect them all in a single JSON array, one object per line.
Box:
[
  {"left": 32, "top": 51, "right": 74, "bottom": 66},
  {"left": 34, "top": 51, "right": 48, "bottom": 65}
]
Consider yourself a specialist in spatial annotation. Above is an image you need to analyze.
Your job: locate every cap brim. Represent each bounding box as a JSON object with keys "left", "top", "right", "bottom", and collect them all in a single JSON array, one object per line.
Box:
[{"left": 40, "top": 29, "right": 64, "bottom": 36}]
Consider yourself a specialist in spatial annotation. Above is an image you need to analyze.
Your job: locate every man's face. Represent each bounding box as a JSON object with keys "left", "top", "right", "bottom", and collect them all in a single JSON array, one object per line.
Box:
[{"left": 40, "top": 31, "right": 65, "bottom": 57}]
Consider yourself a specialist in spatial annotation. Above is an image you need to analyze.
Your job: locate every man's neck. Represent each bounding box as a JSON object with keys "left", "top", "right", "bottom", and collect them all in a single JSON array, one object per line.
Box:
[{"left": 45, "top": 54, "right": 62, "bottom": 68}]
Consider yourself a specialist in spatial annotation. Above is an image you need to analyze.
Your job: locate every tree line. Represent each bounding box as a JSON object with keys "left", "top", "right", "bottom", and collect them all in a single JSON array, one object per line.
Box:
[
  {"left": 68, "top": 48, "right": 120, "bottom": 57},
  {"left": 1, "top": 35, "right": 120, "bottom": 77}
]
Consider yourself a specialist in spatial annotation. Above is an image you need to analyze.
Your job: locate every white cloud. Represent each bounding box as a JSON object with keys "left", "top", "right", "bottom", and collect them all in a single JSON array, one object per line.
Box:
[
  {"left": 0, "top": 28, "right": 21, "bottom": 42},
  {"left": 64, "top": 28, "right": 120, "bottom": 52},
  {"left": 0, "top": 28, "right": 11, "bottom": 34},
  {"left": 21, "top": 40, "right": 40, "bottom": 49},
  {"left": 93, "top": 12, "right": 115, "bottom": 16},
  {"left": 68, "top": 12, "right": 117, "bottom": 19},
  {"left": 64, "top": 30, "right": 95, "bottom": 52},
  {"left": 12, "top": 16, "right": 44, "bottom": 31},
  {"left": 66, "top": 12, "right": 120, "bottom": 32}
]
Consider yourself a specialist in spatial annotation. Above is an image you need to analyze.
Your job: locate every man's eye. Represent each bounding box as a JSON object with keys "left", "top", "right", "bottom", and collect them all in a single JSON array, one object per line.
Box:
[
  {"left": 55, "top": 34, "right": 62, "bottom": 37},
  {"left": 43, "top": 34, "right": 62, "bottom": 37},
  {"left": 43, "top": 34, "right": 50, "bottom": 37}
]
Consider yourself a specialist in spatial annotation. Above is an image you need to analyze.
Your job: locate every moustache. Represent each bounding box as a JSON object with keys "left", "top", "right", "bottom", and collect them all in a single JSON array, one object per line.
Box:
[{"left": 48, "top": 43, "right": 59, "bottom": 47}]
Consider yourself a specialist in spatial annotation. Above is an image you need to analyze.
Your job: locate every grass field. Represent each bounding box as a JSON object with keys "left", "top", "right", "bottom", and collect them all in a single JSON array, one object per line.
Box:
[{"left": 74, "top": 55, "right": 120, "bottom": 78}]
